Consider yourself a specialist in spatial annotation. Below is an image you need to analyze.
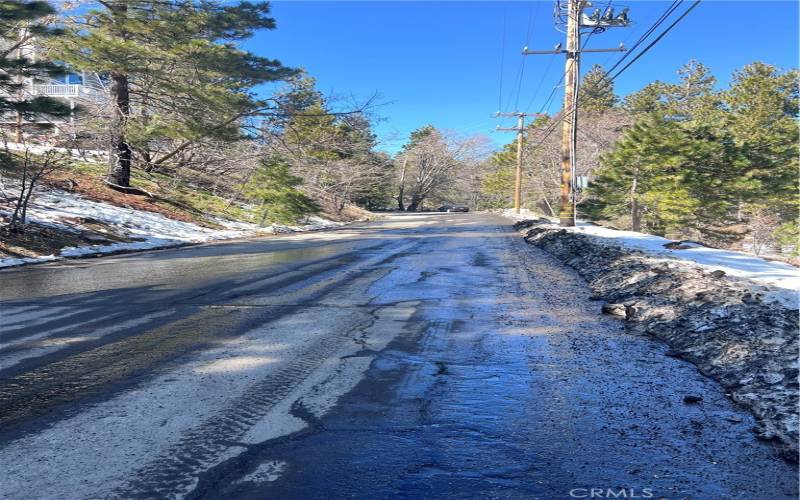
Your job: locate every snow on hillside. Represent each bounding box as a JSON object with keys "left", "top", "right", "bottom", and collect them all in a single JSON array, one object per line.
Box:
[
  {"left": 0, "top": 188, "right": 344, "bottom": 269},
  {"left": 502, "top": 209, "right": 800, "bottom": 306}
]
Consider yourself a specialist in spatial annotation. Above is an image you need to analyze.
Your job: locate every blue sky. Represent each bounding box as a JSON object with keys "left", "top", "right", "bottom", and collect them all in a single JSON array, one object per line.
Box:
[{"left": 246, "top": 1, "right": 799, "bottom": 153}]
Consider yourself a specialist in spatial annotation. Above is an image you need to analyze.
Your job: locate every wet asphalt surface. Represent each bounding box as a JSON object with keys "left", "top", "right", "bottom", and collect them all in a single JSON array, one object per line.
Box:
[{"left": 0, "top": 213, "right": 796, "bottom": 499}]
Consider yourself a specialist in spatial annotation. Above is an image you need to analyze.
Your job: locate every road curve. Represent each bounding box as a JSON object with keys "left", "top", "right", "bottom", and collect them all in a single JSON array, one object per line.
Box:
[{"left": 0, "top": 213, "right": 796, "bottom": 499}]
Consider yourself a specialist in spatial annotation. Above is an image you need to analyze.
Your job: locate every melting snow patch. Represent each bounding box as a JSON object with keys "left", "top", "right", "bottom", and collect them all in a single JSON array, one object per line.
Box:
[
  {"left": 0, "top": 254, "right": 58, "bottom": 268},
  {"left": 0, "top": 187, "right": 345, "bottom": 268}
]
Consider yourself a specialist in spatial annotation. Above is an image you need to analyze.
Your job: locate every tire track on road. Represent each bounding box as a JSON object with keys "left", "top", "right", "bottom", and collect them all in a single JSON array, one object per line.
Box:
[
  {"left": 0, "top": 240, "right": 415, "bottom": 440},
  {"left": 114, "top": 309, "right": 379, "bottom": 499}
]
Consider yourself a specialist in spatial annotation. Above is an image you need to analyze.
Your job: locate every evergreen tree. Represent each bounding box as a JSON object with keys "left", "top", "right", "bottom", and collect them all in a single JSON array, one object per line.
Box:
[
  {"left": 55, "top": 1, "right": 295, "bottom": 187},
  {"left": 587, "top": 113, "right": 735, "bottom": 236},
  {"left": 480, "top": 158, "right": 515, "bottom": 209},
  {"left": 663, "top": 59, "right": 723, "bottom": 123},
  {"left": 269, "top": 74, "right": 385, "bottom": 211},
  {"left": 246, "top": 157, "right": 319, "bottom": 225},
  {"left": 622, "top": 82, "right": 667, "bottom": 116},
  {"left": 479, "top": 141, "right": 516, "bottom": 207},
  {"left": 579, "top": 64, "right": 617, "bottom": 113},
  {"left": 579, "top": 59, "right": 797, "bottom": 252},
  {"left": 0, "top": 1, "right": 71, "bottom": 129},
  {"left": 405, "top": 125, "right": 436, "bottom": 146},
  {"left": 276, "top": 75, "right": 376, "bottom": 163},
  {"left": 723, "top": 62, "right": 799, "bottom": 207}
]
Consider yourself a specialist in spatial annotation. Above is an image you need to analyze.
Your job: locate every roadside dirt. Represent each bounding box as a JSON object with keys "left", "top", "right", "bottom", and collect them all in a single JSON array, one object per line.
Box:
[{"left": 0, "top": 218, "right": 137, "bottom": 259}]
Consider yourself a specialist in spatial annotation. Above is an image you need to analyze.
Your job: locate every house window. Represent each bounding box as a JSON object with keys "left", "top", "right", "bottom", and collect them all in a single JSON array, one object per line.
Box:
[{"left": 54, "top": 73, "right": 83, "bottom": 85}]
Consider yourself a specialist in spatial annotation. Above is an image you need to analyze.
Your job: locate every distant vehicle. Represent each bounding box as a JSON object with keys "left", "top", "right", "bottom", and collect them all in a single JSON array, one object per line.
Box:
[{"left": 437, "top": 205, "right": 469, "bottom": 213}]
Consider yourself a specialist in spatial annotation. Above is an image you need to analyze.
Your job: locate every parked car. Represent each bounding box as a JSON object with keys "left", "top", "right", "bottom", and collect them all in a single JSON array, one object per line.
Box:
[{"left": 437, "top": 205, "right": 469, "bottom": 213}]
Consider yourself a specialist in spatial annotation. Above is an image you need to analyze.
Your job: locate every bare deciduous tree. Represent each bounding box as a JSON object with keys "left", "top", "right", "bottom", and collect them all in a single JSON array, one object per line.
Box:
[
  {"left": 1, "top": 134, "right": 71, "bottom": 233},
  {"left": 742, "top": 204, "right": 781, "bottom": 256},
  {"left": 520, "top": 110, "right": 630, "bottom": 215},
  {"left": 402, "top": 129, "right": 489, "bottom": 211}
]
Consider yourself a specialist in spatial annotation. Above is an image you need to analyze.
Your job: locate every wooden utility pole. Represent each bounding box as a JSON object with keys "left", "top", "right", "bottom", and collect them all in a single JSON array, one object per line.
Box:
[
  {"left": 523, "top": 0, "right": 630, "bottom": 227},
  {"left": 560, "top": 0, "right": 580, "bottom": 226},
  {"left": 495, "top": 112, "right": 543, "bottom": 214}
]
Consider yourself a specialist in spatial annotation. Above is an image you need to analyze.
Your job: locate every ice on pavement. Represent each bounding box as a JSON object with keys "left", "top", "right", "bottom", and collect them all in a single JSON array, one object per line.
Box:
[
  {"left": 0, "top": 187, "right": 344, "bottom": 268},
  {"left": 502, "top": 209, "right": 800, "bottom": 301}
]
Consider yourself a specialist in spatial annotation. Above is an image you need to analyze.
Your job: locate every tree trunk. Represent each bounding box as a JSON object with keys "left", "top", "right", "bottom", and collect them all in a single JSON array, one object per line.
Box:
[
  {"left": 406, "top": 194, "right": 422, "bottom": 212},
  {"left": 539, "top": 197, "right": 556, "bottom": 217},
  {"left": 8, "top": 169, "right": 28, "bottom": 232},
  {"left": 630, "top": 173, "right": 641, "bottom": 232},
  {"left": 107, "top": 72, "right": 132, "bottom": 187},
  {"left": 14, "top": 40, "right": 24, "bottom": 143},
  {"left": 106, "top": 2, "right": 131, "bottom": 187},
  {"left": 397, "top": 157, "right": 407, "bottom": 211}
]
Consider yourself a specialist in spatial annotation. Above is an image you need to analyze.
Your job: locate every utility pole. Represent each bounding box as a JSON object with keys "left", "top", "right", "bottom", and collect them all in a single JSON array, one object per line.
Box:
[
  {"left": 523, "top": 0, "right": 630, "bottom": 226},
  {"left": 495, "top": 112, "right": 543, "bottom": 214}
]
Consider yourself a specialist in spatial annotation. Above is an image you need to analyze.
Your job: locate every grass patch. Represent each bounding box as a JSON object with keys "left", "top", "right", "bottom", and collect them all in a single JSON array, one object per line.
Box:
[{"left": 9, "top": 159, "right": 261, "bottom": 228}]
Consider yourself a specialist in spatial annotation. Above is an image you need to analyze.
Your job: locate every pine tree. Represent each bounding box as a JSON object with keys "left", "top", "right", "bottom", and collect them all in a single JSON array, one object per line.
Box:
[
  {"left": 622, "top": 82, "right": 667, "bottom": 116},
  {"left": 276, "top": 75, "right": 375, "bottom": 162},
  {"left": 268, "top": 74, "right": 385, "bottom": 212},
  {"left": 245, "top": 157, "right": 319, "bottom": 225},
  {"left": 0, "top": 1, "right": 71, "bottom": 131},
  {"left": 587, "top": 113, "right": 734, "bottom": 236},
  {"left": 480, "top": 157, "right": 515, "bottom": 209},
  {"left": 54, "top": 1, "right": 295, "bottom": 187},
  {"left": 587, "top": 59, "right": 797, "bottom": 250},
  {"left": 479, "top": 142, "right": 516, "bottom": 208},
  {"left": 724, "top": 62, "right": 799, "bottom": 205},
  {"left": 579, "top": 64, "right": 617, "bottom": 114},
  {"left": 723, "top": 62, "right": 799, "bottom": 243},
  {"left": 663, "top": 59, "right": 723, "bottom": 124}
]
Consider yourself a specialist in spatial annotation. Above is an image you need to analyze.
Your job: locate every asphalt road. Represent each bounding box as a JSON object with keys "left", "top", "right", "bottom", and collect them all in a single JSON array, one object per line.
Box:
[{"left": 0, "top": 213, "right": 796, "bottom": 499}]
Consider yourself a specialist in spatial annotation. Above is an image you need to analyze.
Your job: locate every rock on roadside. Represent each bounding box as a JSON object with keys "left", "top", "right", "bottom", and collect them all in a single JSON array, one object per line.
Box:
[{"left": 517, "top": 222, "right": 799, "bottom": 461}]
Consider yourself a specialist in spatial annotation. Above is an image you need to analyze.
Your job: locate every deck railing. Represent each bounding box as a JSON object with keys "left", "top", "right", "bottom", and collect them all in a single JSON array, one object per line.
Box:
[{"left": 33, "top": 84, "right": 82, "bottom": 96}]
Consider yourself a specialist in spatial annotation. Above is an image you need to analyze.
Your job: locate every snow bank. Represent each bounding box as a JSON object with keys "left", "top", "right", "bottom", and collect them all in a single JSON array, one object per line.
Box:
[
  {"left": 0, "top": 188, "right": 345, "bottom": 269},
  {"left": 0, "top": 254, "right": 58, "bottom": 268},
  {"left": 517, "top": 221, "right": 799, "bottom": 461},
  {"left": 501, "top": 210, "right": 799, "bottom": 307}
]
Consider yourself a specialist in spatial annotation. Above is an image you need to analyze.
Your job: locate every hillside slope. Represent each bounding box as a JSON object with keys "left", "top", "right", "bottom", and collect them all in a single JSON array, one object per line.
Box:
[{"left": 0, "top": 163, "right": 370, "bottom": 268}]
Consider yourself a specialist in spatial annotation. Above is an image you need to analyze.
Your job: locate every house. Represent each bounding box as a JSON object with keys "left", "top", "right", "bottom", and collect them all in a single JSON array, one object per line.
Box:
[{"left": 1, "top": 35, "right": 107, "bottom": 142}]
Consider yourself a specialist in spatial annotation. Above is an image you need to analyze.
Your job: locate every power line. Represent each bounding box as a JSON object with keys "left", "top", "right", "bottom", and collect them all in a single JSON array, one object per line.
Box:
[
  {"left": 513, "top": 58, "right": 528, "bottom": 111},
  {"left": 523, "top": 54, "right": 556, "bottom": 114},
  {"left": 524, "top": 5, "right": 536, "bottom": 46},
  {"left": 525, "top": 0, "right": 702, "bottom": 156},
  {"left": 511, "top": 6, "right": 540, "bottom": 112},
  {"left": 533, "top": 17, "right": 603, "bottom": 116},
  {"left": 607, "top": 0, "right": 701, "bottom": 82},
  {"left": 498, "top": 9, "right": 507, "bottom": 112},
  {"left": 535, "top": 0, "right": 675, "bottom": 117},
  {"left": 604, "top": 0, "right": 684, "bottom": 77}
]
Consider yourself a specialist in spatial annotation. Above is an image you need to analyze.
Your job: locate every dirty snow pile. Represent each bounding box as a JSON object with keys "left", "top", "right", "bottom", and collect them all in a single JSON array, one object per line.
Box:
[
  {"left": 514, "top": 219, "right": 799, "bottom": 461},
  {"left": 502, "top": 209, "right": 799, "bottom": 307},
  {"left": 0, "top": 188, "right": 344, "bottom": 269}
]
